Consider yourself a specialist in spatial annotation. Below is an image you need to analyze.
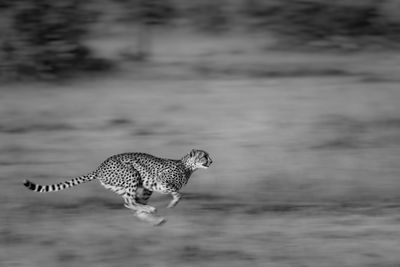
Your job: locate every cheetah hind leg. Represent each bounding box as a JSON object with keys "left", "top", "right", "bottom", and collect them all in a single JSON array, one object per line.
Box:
[
  {"left": 123, "top": 194, "right": 165, "bottom": 226},
  {"left": 135, "top": 210, "right": 166, "bottom": 226},
  {"left": 135, "top": 188, "right": 153, "bottom": 205},
  {"left": 123, "top": 194, "right": 156, "bottom": 214},
  {"left": 124, "top": 199, "right": 165, "bottom": 226}
]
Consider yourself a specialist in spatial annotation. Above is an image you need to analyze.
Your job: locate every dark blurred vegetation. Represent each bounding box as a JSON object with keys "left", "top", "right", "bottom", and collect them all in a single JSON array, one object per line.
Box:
[
  {"left": 116, "top": 0, "right": 176, "bottom": 61},
  {"left": 1, "top": 0, "right": 400, "bottom": 80},
  {"left": 242, "top": 0, "right": 400, "bottom": 49},
  {"left": 116, "top": 0, "right": 176, "bottom": 25},
  {"left": 0, "top": 0, "right": 108, "bottom": 80},
  {"left": 181, "top": 0, "right": 232, "bottom": 32}
]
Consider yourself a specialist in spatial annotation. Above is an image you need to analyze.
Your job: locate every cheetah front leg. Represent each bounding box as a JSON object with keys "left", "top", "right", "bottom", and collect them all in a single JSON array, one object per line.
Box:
[{"left": 167, "top": 192, "right": 182, "bottom": 208}]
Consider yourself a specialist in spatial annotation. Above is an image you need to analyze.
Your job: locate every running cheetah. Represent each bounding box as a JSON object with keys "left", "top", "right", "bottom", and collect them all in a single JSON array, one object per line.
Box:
[{"left": 23, "top": 149, "right": 212, "bottom": 225}]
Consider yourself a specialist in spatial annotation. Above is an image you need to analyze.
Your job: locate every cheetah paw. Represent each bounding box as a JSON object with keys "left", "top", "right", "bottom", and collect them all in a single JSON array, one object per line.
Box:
[
  {"left": 167, "top": 202, "right": 178, "bottom": 209},
  {"left": 140, "top": 205, "right": 157, "bottom": 214},
  {"left": 136, "top": 211, "right": 166, "bottom": 226},
  {"left": 154, "top": 217, "right": 167, "bottom": 226},
  {"left": 124, "top": 203, "right": 157, "bottom": 214}
]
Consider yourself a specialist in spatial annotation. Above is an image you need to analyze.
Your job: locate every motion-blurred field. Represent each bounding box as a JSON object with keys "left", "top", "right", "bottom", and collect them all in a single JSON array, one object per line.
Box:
[{"left": 1, "top": 32, "right": 400, "bottom": 266}]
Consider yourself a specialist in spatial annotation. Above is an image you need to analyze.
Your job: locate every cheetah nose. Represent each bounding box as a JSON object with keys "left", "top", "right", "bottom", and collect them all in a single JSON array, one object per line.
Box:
[{"left": 209, "top": 159, "right": 213, "bottom": 165}]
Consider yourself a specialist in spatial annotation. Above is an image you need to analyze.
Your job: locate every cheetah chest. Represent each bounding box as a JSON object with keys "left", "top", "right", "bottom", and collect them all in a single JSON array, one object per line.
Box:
[{"left": 132, "top": 162, "right": 187, "bottom": 193}]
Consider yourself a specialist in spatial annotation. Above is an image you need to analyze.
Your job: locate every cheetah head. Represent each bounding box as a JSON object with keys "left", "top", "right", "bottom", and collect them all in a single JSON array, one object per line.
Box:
[{"left": 184, "top": 149, "right": 213, "bottom": 170}]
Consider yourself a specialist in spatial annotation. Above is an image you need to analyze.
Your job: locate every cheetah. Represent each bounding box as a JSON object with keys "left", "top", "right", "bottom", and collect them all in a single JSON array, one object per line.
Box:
[{"left": 23, "top": 149, "right": 212, "bottom": 225}]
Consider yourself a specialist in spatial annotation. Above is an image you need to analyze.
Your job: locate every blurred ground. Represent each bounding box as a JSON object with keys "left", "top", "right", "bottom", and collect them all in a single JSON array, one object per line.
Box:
[{"left": 1, "top": 30, "right": 400, "bottom": 266}]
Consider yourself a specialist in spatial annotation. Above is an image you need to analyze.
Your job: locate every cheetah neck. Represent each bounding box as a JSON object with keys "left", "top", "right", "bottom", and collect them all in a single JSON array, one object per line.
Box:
[{"left": 180, "top": 154, "right": 198, "bottom": 173}]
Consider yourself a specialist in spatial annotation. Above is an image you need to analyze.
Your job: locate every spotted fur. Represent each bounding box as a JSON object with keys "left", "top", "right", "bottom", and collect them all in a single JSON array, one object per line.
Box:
[{"left": 23, "top": 149, "right": 212, "bottom": 217}]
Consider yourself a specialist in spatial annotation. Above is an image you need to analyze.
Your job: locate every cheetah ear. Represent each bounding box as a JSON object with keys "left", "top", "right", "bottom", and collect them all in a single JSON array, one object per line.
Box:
[{"left": 189, "top": 149, "right": 196, "bottom": 157}]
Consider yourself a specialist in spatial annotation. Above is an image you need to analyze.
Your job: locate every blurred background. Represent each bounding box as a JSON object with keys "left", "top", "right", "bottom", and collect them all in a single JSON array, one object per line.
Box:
[{"left": 1, "top": 0, "right": 400, "bottom": 266}]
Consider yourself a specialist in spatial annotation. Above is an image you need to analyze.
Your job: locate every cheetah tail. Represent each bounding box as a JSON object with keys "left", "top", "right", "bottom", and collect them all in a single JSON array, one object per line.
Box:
[{"left": 23, "top": 172, "right": 97, "bottom": 193}]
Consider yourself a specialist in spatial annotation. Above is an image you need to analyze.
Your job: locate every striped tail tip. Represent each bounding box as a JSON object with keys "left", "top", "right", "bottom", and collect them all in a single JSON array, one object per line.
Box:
[{"left": 23, "top": 179, "right": 39, "bottom": 191}]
